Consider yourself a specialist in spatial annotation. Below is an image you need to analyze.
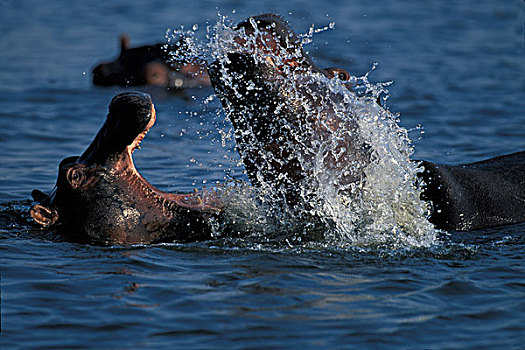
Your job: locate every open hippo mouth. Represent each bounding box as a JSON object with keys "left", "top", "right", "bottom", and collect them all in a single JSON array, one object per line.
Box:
[
  {"left": 208, "top": 14, "right": 370, "bottom": 206},
  {"left": 31, "top": 92, "right": 221, "bottom": 245},
  {"left": 31, "top": 92, "right": 155, "bottom": 226}
]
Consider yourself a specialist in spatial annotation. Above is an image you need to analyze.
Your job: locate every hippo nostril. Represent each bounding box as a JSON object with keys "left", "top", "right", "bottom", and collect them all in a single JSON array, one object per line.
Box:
[{"left": 30, "top": 204, "right": 59, "bottom": 227}]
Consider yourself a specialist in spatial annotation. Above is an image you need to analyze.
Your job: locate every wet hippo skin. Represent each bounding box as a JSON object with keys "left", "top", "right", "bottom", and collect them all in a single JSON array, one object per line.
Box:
[{"left": 419, "top": 153, "right": 525, "bottom": 231}]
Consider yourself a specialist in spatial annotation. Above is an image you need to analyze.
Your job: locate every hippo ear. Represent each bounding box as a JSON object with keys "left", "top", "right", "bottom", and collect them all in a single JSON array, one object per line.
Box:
[
  {"left": 30, "top": 204, "right": 59, "bottom": 227},
  {"left": 120, "top": 34, "right": 130, "bottom": 53}
]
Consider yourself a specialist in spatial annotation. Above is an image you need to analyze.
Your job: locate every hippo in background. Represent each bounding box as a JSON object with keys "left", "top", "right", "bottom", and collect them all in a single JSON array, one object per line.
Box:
[{"left": 92, "top": 34, "right": 210, "bottom": 89}]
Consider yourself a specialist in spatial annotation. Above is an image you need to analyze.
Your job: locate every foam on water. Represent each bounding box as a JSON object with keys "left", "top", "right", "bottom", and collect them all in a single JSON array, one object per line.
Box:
[{"left": 167, "top": 15, "right": 439, "bottom": 249}]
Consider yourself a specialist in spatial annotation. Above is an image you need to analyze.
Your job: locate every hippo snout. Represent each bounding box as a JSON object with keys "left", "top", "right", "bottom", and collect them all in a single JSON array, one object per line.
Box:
[{"left": 92, "top": 63, "right": 115, "bottom": 86}]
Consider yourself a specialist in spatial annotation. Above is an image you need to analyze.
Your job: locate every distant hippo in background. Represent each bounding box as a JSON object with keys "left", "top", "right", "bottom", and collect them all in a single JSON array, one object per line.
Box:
[{"left": 92, "top": 34, "right": 210, "bottom": 89}]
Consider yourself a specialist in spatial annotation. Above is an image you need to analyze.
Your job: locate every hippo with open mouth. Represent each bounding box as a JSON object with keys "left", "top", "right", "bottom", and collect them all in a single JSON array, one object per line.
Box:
[
  {"left": 92, "top": 35, "right": 210, "bottom": 89},
  {"left": 30, "top": 92, "right": 221, "bottom": 245},
  {"left": 208, "top": 13, "right": 525, "bottom": 231}
]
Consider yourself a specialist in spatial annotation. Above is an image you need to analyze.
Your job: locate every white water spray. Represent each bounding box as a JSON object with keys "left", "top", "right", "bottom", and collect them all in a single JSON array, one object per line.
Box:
[{"left": 167, "top": 15, "right": 438, "bottom": 248}]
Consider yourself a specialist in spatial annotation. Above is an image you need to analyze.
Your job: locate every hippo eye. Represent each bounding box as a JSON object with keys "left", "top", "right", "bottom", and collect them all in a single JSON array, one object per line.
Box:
[
  {"left": 338, "top": 71, "right": 350, "bottom": 81},
  {"left": 324, "top": 67, "right": 351, "bottom": 81},
  {"left": 66, "top": 166, "right": 86, "bottom": 189}
]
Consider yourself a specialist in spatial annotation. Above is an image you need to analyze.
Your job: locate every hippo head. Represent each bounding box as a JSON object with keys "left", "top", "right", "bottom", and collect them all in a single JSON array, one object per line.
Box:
[
  {"left": 92, "top": 35, "right": 211, "bottom": 89},
  {"left": 208, "top": 14, "right": 369, "bottom": 204},
  {"left": 30, "top": 92, "right": 155, "bottom": 241},
  {"left": 92, "top": 35, "right": 172, "bottom": 87},
  {"left": 31, "top": 92, "right": 219, "bottom": 245}
]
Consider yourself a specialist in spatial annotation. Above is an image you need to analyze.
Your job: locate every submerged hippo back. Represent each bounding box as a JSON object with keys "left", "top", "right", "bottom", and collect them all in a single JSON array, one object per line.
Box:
[{"left": 420, "top": 151, "right": 525, "bottom": 231}]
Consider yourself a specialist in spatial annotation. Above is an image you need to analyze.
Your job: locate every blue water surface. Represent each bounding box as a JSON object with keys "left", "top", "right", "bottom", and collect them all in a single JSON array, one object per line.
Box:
[{"left": 1, "top": 0, "right": 524, "bottom": 348}]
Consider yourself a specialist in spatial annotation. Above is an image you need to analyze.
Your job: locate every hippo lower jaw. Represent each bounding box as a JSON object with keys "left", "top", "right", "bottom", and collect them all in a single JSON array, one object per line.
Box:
[{"left": 31, "top": 92, "right": 222, "bottom": 245}]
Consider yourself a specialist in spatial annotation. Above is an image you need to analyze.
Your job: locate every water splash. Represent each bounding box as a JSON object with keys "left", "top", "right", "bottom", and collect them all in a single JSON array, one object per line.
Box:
[
  {"left": 165, "top": 26, "right": 205, "bottom": 65},
  {"left": 167, "top": 14, "right": 438, "bottom": 249},
  {"left": 300, "top": 21, "right": 336, "bottom": 45}
]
